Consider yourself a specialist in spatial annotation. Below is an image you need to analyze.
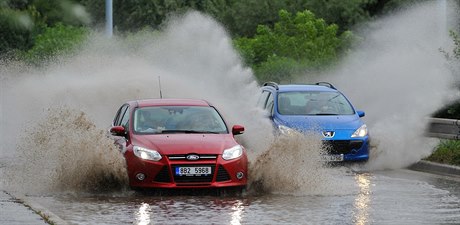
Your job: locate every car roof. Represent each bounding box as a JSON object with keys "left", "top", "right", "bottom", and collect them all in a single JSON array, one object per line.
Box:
[{"left": 129, "top": 98, "right": 212, "bottom": 107}]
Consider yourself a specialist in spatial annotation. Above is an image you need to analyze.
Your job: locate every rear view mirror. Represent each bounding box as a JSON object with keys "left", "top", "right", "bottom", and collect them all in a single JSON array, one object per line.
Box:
[
  {"left": 357, "top": 111, "right": 365, "bottom": 117},
  {"left": 232, "top": 125, "right": 245, "bottom": 135},
  {"left": 110, "top": 126, "right": 126, "bottom": 136}
]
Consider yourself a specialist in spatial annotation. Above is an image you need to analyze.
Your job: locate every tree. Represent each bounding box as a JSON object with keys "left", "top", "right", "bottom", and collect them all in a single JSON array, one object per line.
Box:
[
  {"left": 0, "top": 0, "right": 36, "bottom": 55},
  {"left": 22, "top": 23, "right": 88, "bottom": 64},
  {"left": 0, "top": 0, "right": 89, "bottom": 58},
  {"left": 234, "top": 9, "right": 352, "bottom": 82},
  {"left": 77, "top": 0, "right": 221, "bottom": 32}
]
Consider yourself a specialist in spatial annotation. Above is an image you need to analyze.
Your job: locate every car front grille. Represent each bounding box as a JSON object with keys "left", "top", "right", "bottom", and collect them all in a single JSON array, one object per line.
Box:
[
  {"left": 167, "top": 154, "right": 218, "bottom": 161},
  {"left": 322, "top": 140, "right": 363, "bottom": 154},
  {"left": 171, "top": 164, "right": 216, "bottom": 183}
]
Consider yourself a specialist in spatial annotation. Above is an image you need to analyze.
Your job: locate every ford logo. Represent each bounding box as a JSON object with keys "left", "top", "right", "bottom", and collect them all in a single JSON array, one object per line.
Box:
[{"left": 186, "top": 154, "right": 200, "bottom": 161}]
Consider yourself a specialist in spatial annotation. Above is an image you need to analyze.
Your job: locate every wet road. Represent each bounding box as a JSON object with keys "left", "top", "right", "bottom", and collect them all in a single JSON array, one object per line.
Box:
[{"left": 25, "top": 169, "right": 460, "bottom": 225}]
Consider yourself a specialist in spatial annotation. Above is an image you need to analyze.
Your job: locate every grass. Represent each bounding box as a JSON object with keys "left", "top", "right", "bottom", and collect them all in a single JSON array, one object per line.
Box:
[{"left": 426, "top": 140, "right": 460, "bottom": 166}]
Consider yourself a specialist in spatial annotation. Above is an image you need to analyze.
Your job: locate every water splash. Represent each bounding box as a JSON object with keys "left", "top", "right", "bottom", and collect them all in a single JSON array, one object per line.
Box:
[
  {"left": 249, "top": 132, "right": 356, "bottom": 196},
  {"left": 6, "top": 107, "right": 128, "bottom": 193},
  {"left": 314, "top": 2, "right": 459, "bottom": 170}
]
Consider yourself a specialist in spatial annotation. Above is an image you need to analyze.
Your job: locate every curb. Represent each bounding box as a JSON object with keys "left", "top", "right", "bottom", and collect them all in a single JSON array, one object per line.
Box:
[
  {"left": 408, "top": 160, "right": 460, "bottom": 177},
  {"left": 7, "top": 192, "right": 69, "bottom": 225}
]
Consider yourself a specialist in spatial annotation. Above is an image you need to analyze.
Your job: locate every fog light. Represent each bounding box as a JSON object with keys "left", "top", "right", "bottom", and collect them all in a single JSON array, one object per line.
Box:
[
  {"left": 236, "top": 172, "right": 244, "bottom": 180},
  {"left": 136, "top": 173, "right": 146, "bottom": 181}
]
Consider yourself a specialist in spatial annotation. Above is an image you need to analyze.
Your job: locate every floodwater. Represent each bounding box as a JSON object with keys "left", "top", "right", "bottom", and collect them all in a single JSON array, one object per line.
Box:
[{"left": 27, "top": 169, "right": 460, "bottom": 225}]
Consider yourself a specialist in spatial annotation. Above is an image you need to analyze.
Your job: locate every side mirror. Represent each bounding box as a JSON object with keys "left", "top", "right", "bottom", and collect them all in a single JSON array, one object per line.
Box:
[
  {"left": 232, "top": 125, "right": 245, "bottom": 135},
  {"left": 110, "top": 126, "right": 126, "bottom": 136},
  {"left": 357, "top": 111, "right": 365, "bottom": 118}
]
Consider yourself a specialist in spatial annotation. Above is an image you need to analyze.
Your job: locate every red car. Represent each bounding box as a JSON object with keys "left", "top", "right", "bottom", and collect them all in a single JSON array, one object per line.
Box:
[{"left": 110, "top": 99, "right": 247, "bottom": 192}]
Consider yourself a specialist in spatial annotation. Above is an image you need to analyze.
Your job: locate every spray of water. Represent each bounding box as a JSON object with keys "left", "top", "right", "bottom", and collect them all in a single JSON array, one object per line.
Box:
[
  {"left": 317, "top": 1, "right": 459, "bottom": 170},
  {"left": 249, "top": 132, "right": 356, "bottom": 196},
  {"left": 6, "top": 107, "right": 128, "bottom": 193}
]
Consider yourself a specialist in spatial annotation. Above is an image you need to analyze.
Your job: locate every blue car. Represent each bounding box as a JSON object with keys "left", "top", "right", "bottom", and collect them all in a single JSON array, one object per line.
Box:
[{"left": 257, "top": 82, "right": 369, "bottom": 162}]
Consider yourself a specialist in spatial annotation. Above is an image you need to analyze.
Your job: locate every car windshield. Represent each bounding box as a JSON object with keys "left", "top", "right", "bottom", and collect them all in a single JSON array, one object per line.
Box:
[
  {"left": 278, "top": 91, "right": 355, "bottom": 115},
  {"left": 133, "top": 106, "right": 228, "bottom": 134}
]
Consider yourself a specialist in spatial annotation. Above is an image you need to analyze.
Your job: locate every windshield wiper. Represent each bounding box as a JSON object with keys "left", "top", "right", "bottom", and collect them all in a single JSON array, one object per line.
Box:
[{"left": 313, "top": 113, "right": 339, "bottom": 116}]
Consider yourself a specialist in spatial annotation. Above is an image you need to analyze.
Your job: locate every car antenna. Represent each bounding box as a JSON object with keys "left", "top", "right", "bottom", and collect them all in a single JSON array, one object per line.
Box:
[{"left": 158, "top": 76, "right": 163, "bottom": 99}]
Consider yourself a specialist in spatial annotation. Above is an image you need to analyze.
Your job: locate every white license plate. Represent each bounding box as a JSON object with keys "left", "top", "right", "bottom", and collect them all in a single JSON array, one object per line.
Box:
[
  {"left": 321, "top": 154, "right": 344, "bottom": 162},
  {"left": 175, "top": 167, "right": 212, "bottom": 176}
]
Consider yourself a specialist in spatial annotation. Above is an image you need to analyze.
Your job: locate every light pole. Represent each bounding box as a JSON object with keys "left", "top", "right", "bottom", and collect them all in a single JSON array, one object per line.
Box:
[{"left": 106, "top": 0, "right": 113, "bottom": 37}]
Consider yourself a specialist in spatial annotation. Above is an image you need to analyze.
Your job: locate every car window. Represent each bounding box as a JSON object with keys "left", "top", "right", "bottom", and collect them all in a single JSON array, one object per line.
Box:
[
  {"left": 257, "top": 91, "right": 270, "bottom": 109},
  {"left": 278, "top": 91, "right": 355, "bottom": 115},
  {"left": 133, "top": 106, "right": 228, "bottom": 134},
  {"left": 113, "top": 104, "right": 129, "bottom": 126},
  {"left": 120, "top": 106, "right": 130, "bottom": 128}
]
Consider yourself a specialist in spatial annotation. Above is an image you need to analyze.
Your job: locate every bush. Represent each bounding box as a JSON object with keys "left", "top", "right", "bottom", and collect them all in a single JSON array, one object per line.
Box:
[
  {"left": 427, "top": 140, "right": 460, "bottom": 166},
  {"left": 22, "top": 23, "right": 88, "bottom": 64},
  {"left": 234, "top": 9, "right": 352, "bottom": 82}
]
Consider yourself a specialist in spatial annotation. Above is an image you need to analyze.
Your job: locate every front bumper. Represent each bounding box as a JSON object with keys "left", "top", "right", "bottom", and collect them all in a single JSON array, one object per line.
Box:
[
  {"left": 124, "top": 151, "right": 248, "bottom": 189},
  {"left": 322, "top": 137, "right": 369, "bottom": 161}
]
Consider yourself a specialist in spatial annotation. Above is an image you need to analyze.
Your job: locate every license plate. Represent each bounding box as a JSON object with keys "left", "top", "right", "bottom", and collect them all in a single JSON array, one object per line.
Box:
[
  {"left": 175, "top": 167, "right": 211, "bottom": 176},
  {"left": 321, "top": 154, "right": 344, "bottom": 162}
]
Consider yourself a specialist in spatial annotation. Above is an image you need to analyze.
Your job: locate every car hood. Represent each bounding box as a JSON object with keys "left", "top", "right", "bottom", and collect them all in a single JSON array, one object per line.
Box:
[
  {"left": 275, "top": 114, "right": 363, "bottom": 131},
  {"left": 132, "top": 133, "right": 239, "bottom": 155}
]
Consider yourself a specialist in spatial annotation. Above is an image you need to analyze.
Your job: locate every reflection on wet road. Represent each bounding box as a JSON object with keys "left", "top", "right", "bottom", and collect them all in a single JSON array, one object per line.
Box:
[
  {"left": 27, "top": 169, "right": 460, "bottom": 225},
  {"left": 353, "top": 173, "right": 371, "bottom": 225}
]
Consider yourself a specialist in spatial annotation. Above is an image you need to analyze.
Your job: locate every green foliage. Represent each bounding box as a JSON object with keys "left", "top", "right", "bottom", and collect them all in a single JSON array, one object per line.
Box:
[
  {"left": 433, "top": 100, "right": 460, "bottom": 120},
  {"left": 302, "top": 0, "right": 376, "bottom": 32},
  {"left": 0, "top": 0, "right": 89, "bottom": 58},
  {"left": 76, "top": 0, "right": 407, "bottom": 37},
  {"left": 214, "top": 0, "right": 295, "bottom": 37},
  {"left": 198, "top": 0, "right": 409, "bottom": 37},
  {"left": 450, "top": 30, "right": 460, "bottom": 60},
  {"left": 234, "top": 9, "right": 352, "bottom": 82},
  {"left": 434, "top": 31, "right": 460, "bottom": 119},
  {"left": 440, "top": 30, "right": 460, "bottom": 61},
  {"left": 0, "top": 1, "right": 35, "bottom": 55},
  {"left": 254, "top": 56, "right": 304, "bottom": 83},
  {"left": 427, "top": 140, "right": 460, "bottom": 166},
  {"left": 28, "top": 0, "right": 90, "bottom": 26},
  {"left": 77, "top": 0, "right": 215, "bottom": 32},
  {"left": 22, "top": 23, "right": 88, "bottom": 64}
]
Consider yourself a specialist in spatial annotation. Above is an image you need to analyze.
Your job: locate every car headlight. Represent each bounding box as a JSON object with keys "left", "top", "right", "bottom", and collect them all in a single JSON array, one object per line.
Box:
[
  {"left": 133, "top": 146, "right": 162, "bottom": 161},
  {"left": 222, "top": 145, "right": 243, "bottom": 160},
  {"left": 351, "top": 124, "right": 368, "bottom": 137},
  {"left": 278, "top": 125, "right": 296, "bottom": 135}
]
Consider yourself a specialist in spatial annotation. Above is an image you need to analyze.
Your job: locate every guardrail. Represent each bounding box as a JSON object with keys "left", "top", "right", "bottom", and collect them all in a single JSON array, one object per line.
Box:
[{"left": 426, "top": 118, "right": 460, "bottom": 140}]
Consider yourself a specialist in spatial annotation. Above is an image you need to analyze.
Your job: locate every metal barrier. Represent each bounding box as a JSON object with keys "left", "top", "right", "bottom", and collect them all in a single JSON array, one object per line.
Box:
[{"left": 426, "top": 118, "right": 460, "bottom": 140}]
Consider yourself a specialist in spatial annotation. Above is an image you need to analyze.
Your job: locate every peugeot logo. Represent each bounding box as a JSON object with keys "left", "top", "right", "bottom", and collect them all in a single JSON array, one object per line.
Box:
[
  {"left": 322, "top": 131, "right": 335, "bottom": 138},
  {"left": 186, "top": 154, "right": 200, "bottom": 161}
]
